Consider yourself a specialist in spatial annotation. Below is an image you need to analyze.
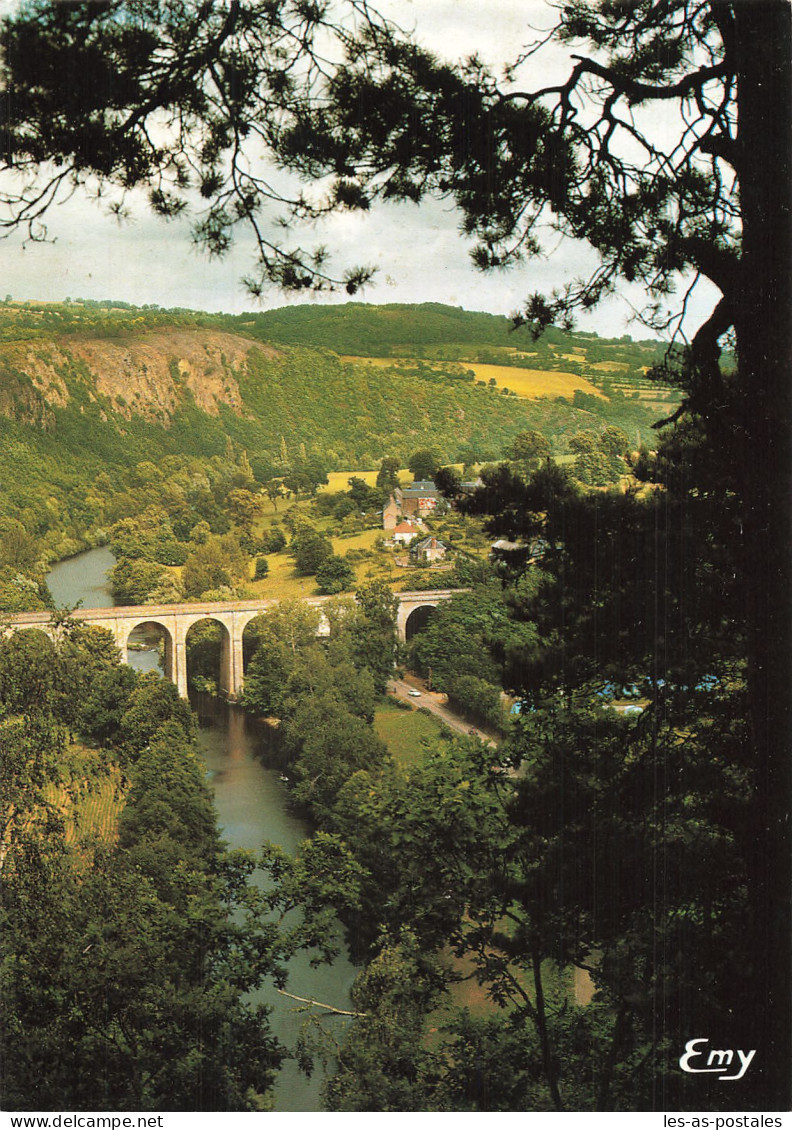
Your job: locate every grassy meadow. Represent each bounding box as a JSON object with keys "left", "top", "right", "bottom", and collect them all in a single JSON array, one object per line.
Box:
[
  {"left": 373, "top": 699, "right": 450, "bottom": 766},
  {"left": 243, "top": 520, "right": 416, "bottom": 600}
]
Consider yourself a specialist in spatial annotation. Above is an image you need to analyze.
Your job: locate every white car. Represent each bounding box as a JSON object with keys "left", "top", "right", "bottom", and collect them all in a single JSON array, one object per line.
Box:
[{"left": 407, "top": 689, "right": 422, "bottom": 697}]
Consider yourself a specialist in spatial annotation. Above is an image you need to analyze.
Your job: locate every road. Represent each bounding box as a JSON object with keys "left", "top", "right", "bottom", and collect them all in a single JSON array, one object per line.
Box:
[{"left": 387, "top": 675, "right": 501, "bottom": 747}]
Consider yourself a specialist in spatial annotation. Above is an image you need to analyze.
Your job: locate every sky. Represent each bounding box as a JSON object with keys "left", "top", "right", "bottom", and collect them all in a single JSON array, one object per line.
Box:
[{"left": 0, "top": 0, "right": 718, "bottom": 340}]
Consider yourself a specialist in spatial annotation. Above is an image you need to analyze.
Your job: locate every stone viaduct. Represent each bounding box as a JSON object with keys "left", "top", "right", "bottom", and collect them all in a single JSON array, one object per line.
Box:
[{"left": 4, "top": 590, "right": 456, "bottom": 700}]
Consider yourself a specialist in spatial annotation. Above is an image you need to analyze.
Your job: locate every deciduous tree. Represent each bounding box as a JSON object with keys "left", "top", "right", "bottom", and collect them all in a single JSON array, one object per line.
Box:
[
  {"left": 315, "top": 553, "right": 355, "bottom": 595},
  {"left": 290, "top": 526, "right": 332, "bottom": 577},
  {"left": 407, "top": 449, "right": 440, "bottom": 482},
  {"left": 181, "top": 533, "right": 248, "bottom": 598},
  {"left": 375, "top": 456, "right": 401, "bottom": 494}
]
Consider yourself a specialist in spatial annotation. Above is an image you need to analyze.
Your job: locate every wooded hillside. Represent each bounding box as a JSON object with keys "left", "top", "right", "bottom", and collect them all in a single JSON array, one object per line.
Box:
[{"left": 0, "top": 299, "right": 674, "bottom": 563}]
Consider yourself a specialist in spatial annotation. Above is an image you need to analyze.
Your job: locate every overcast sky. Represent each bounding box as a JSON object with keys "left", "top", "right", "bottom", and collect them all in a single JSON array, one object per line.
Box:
[{"left": 0, "top": 0, "right": 718, "bottom": 340}]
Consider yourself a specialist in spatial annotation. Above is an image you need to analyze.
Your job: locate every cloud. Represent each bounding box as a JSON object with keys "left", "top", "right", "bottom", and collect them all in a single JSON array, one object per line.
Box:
[{"left": 0, "top": 0, "right": 720, "bottom": 341}]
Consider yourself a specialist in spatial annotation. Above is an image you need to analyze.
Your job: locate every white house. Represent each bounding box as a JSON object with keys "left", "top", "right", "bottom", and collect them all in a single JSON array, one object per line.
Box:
[{"left": 393, "top": 520, "right": 420, "bottom": 545}]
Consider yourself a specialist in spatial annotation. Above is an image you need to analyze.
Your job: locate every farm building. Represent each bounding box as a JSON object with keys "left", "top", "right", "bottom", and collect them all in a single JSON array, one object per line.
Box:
[
  {"left": 382, "top": 494, "right": 401, "bottom": 530},
  {"left": 398, "top": 480, "right": 440, "bottom": 517}
]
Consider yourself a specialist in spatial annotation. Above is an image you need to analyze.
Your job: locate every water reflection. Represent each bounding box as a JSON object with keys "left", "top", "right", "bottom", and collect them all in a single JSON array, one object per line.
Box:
[
  {"left": 46, "top": 548, "right": 358, "bottom": 1111},
  {"left": 192, "top": 693, "right": 357, "bottom": 1111},
  {"left": 47, "top": 545, "right": 116, "bottom": 609}
]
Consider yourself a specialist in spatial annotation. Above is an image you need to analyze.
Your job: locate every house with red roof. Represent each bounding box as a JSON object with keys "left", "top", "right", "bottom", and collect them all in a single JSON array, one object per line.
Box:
[{"left": 392, "top": 520, "right": 420, "bottom": 545}]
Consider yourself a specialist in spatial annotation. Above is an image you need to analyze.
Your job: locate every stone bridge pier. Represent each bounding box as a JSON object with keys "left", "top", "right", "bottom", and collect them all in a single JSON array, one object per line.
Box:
[{"left": 6, "top": 590, "right": 459, "bottom": 699}]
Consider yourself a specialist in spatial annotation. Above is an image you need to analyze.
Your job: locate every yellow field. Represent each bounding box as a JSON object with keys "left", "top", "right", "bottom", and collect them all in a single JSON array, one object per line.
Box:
[
  {"left": 320, "top": 468, "right": 413, "bottom": 493},
  {"left": 463, "top": 361, "right": 605, "bottom": 399},
  {"left": 340, "top": 355, "right": 604, "bottom": 400},
  {"left": 322, "top": 469, "right": 378, "bottom": 492}
]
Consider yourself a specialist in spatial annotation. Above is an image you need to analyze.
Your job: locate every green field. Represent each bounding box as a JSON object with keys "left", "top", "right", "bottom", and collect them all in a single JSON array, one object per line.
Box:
[{"left": 374, "top": 699, "right": 449, "bottom": 766}]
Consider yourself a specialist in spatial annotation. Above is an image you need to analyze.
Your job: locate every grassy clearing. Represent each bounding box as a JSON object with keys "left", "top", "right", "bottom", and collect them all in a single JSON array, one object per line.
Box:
[
  {"left": 331, "top": 527, "right": 382, "bottom": 553},
  {"left": 245, "top": 551, "right": 322, "bottom": 600},
  {"left": 438, "top": 948, "right": 498, "bottom": 1018},
  {"left": 245, "top": 529, "right": 414, "bottom": 599},
  {"left": 72, "top": 772, "right": 124, "bottom": 847},
  {"left": 374, "top": 699, "right": 448, "bottom": 766},
  {"left": 431, "top": 950, "right": 579, "bottom": 1034}
]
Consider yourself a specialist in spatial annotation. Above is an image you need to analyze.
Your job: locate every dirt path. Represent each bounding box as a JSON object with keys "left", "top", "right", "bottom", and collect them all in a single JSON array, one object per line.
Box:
[{"left": 387, "top": 675, "right": 500, "bottom": 748}]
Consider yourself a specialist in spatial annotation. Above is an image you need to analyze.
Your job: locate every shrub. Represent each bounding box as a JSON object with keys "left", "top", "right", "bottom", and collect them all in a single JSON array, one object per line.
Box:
[
  {"left": 446, "top": 675, "right": 502, "bottom": 731},
  {"left": 316, "top": 554, "right": 355, "bottom": 594},
  {"left": 260, "top": 527, "right": 286, "bottom": 554}
]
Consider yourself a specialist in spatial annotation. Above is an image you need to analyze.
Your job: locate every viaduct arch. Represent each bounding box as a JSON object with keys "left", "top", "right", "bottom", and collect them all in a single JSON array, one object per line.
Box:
[{"left": 6, "top": 590, "right": 458, "bottom": 700}]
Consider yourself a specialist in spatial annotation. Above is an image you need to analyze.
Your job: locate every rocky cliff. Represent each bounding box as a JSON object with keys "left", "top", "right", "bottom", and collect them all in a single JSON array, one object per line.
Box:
[{"left": 0, "top": 329, "right": 279, "bottom": 426}]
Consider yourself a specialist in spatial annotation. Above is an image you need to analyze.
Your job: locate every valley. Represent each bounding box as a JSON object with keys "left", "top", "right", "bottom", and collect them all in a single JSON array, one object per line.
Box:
[{"left": 0, "top": 298, "right": 753, "bottom": 1114}]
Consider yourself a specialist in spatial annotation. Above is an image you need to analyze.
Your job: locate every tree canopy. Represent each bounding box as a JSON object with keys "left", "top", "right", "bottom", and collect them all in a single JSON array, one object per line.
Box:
[{"left": 2, "top": 2, "right": 786, "bottom": 340}]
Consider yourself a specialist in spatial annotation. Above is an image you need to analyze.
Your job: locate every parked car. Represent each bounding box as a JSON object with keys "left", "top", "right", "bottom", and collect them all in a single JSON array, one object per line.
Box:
[{"left": 408, "top": 689, "right": 422, "bottom": 698}]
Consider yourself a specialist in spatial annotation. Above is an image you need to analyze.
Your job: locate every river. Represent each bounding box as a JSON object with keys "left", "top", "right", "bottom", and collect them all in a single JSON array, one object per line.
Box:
[{"left": 46, "top": 547, "right": 357, "bottom": 1111}]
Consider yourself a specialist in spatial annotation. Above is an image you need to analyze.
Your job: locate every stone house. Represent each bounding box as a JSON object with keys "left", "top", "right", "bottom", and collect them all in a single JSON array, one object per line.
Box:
[
  {"left": 411, "top": 535, "right": 448, "bottom": 563},
  {"left": 382, "top": 493, "right": 401, "bottom": 530},
  {"left": 398, "top": 480, "right": 440, "bottom": 518}
]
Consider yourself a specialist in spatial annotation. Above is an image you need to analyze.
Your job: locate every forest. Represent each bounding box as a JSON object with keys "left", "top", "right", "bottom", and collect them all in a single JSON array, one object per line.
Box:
[{"left": 0, "top": 420, "right": 764, "bottom": 1111}]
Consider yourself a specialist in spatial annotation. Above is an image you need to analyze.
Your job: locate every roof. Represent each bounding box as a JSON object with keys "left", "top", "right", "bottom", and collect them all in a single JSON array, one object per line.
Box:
[
  {"left": 394, "top": 521, "right": 420, "bottom": 534},
  {"left": 413, "top": 536, "right": 447, "bottom": 551},
  {"left": 401, "top": 480, "right": 439, "bottom": 497}
]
